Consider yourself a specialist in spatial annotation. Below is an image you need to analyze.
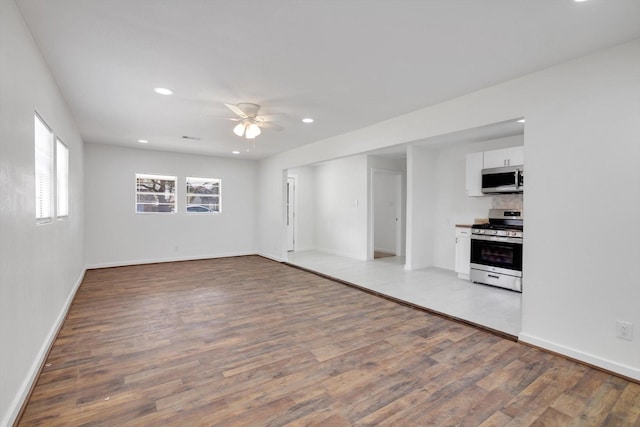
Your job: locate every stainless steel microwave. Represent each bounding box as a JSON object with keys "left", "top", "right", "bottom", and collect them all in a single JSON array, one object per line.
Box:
[{"left": 481, "top": 165, "right": 524, "bottom": 194}]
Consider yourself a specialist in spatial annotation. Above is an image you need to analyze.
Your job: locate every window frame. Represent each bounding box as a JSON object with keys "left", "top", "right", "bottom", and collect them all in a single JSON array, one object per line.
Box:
[
  {"left": 34, "top": 113, "right": 54, "bottom": 223},
  {"left": 185, "top": 176, "right": 222, "bottom": 214}
]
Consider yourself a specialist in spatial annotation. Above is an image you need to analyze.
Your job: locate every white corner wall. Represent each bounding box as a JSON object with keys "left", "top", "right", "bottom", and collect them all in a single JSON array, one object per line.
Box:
[
  {"left": 0, "top": 0, "right": 86, "bottom": 424},
  {"left": 406, "top": 145, "right": 436, "bottom": 270},
  {"left": 84, "top": 143, "right": 258, "bottom": 267},
  {"left": 517, "top": 42, "right": 640, "bottom": 379},
  {"left": 258, "top": 39, "right": 640, "bottom": 380}
]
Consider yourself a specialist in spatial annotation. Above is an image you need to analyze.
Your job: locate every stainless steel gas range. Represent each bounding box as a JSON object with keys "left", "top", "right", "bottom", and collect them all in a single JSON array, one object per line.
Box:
[{"left": 470, "top": 209, "right": 523, "bottom": 292}]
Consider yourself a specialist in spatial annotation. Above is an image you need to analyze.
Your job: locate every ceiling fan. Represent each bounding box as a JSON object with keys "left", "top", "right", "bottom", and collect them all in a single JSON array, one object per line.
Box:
[{"left": 224, "top": 103, "right": 282, "bottom": 140}]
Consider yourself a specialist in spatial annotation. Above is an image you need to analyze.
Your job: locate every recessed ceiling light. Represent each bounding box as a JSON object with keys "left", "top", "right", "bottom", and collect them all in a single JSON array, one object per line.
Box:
[
  {"left": 302, "top": 118, "right": 314, "bottom": 124},
  {"left": 573, "top": 0, "right": 588, "bottom": 2},
  {"left": 232, "top": 150, "right": 240, "bottom": 154},
  {"left": 517, "top": 119, "right": 525, "bottom": 123},
  {"left": 153, "top": 87, "right": 173, "bottom": 95},
  {"left": 138, "top": 139, "right": 149, "bottom": 143}
]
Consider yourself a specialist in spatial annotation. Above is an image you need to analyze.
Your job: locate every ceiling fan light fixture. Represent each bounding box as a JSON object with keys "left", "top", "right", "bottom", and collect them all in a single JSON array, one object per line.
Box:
[
  {"left": 233, "top": 122, "right": 247, "bottom": 137},
  {"left": 245, "top": 122, "right": 261, "bottom": 139}
]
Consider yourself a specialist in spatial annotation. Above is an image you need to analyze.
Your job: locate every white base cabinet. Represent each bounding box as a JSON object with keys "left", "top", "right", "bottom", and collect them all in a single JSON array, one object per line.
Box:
[{"left": 455, "top": 227, "right": 471, "bottom": 280}]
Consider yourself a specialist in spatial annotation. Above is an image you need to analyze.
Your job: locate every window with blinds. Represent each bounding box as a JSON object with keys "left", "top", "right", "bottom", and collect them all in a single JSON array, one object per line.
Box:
[
  {"left": 186, "top": 177, "right": 221, "bottom": 213},
  {"left": 136, "top": 173, "right": 177, "bottom": 213},
  {"left": 35, "top": 114, "right": 54, "bottom": 222}
]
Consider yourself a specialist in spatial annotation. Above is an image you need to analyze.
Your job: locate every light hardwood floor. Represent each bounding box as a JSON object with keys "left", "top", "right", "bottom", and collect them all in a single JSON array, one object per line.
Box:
[{"left": 18, "top": 256, "right": 640, "bottom": 426}]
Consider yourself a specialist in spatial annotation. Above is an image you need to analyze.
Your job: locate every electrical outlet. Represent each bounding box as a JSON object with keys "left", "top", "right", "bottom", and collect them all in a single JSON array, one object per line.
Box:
[{"left": 616, "top": 320, "right": 633, "bottom": 341}]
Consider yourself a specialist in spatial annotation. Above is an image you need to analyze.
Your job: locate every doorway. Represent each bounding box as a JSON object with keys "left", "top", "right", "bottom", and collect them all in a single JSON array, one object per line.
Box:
[{"left": 371, "top": 170, "right": 404, "bottom": 259}]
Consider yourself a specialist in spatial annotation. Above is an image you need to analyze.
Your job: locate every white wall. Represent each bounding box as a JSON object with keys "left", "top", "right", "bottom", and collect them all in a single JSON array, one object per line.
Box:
[
  {"left": 406, "top": 145, "right": 436, "bottom": 270},
  {"left": 287, "top": 166, "right": 316, "bottom": 251},
  {"left": 0, "top": 0, "right": 86, "bottom": 424},
  {"left": 257, "top": 39, "right": 640, "bottom": 380},
  {"left": 85, "top": 143, "right": 257, "bottom": 267},
  {"left": 519, "top": 43, "right": 640, "bottom": 378},
  {"left": 430, "top": 135, "right": 523, "bottom": 270},
  {"left": 314, "top": 156, "right": 368, "bottom": 260}
]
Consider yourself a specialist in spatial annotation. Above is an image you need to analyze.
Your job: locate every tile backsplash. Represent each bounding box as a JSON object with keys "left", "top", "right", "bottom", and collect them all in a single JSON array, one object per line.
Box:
[{"left": 492, "top": 194, "right": 523, "bottom": 210}]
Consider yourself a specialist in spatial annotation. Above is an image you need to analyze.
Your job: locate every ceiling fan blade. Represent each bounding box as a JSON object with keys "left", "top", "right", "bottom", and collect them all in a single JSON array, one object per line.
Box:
[
  {"left": 213, "top": 116, "right": 242, "bottom": 122},
  {"left": 255, "top": 114, "right": 283, "bottom": 122},
  {"left": 224, "top": 103, "right": 248, "bottom": 119},
  {"left": 258, "top": 122, "right": 284, "bottom": 131}
]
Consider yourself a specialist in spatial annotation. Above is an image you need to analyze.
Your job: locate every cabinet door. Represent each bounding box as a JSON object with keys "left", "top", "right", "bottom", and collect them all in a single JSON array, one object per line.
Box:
[
  {"left": 465, "top": 152, "right": 484, "bottom": 197},
  {"left": 455, "top": 228, "right": 471, "bottom": 277},
  {"left": 508, "top": 146, "right": 524, "bottom": 166},
  {"left": 483, "top": 148, "right": 510, "bottom": 168}
]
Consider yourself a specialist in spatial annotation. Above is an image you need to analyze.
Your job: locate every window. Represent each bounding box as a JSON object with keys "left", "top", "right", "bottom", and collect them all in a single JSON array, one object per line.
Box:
[
  {"left": 186, "top": 177, "right": 221, "bottom": 213},
  {"left": 35, "top": 114, "right": 54, "bottom": 222},
  {"left": 56, "top": 139, "right": 69, "bottom": 218},
  {"left": 136, "top": 173, "right": 177, "bottom": 213}
]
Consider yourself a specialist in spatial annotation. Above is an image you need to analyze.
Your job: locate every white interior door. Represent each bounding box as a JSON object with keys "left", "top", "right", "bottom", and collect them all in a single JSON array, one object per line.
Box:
[
  {"left": 286, "top": 177, "right": 295, "bottom": 251},
  {"left": 373, "top": 171, "right": 403, "bottom": 256},
  {"left": 393, "top": 174, "right": 403, "bottom": 256}
]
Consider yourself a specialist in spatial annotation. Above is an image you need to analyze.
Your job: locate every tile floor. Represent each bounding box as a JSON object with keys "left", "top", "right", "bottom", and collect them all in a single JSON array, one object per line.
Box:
[{"left": 286, "top": 250, "right": 522, "bottom": 337}]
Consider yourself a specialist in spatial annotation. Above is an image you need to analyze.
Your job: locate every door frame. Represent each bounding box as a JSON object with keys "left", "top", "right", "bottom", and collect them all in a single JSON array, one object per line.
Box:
[{"left": 286, "top": 176, "right": 296, "bottom": 251}]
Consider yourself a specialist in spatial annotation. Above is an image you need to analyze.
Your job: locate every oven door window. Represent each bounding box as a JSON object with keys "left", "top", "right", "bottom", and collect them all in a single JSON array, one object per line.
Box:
[{"left": 471, "top": 239, "right": 522, "bottom": 271}]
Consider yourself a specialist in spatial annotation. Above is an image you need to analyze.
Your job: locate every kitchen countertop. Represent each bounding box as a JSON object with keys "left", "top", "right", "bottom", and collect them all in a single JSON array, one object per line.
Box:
[{"left": 455, "top": 224, "right": 473, "bottom": 228}]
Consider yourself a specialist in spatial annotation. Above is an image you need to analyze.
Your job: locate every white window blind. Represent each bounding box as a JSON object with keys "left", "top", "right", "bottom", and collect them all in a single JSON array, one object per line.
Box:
[
  {"left": 56, "top": 139, "right": 69, "bottom": 217},
  {"left": 186, "top": 177, "right": 221, "bottom": 213},
  {"left": 136, "top": 173, "right": 177, "bottom": 213},
  {"left": 35, "top": 114, "right": 54, "bottom": 222}
]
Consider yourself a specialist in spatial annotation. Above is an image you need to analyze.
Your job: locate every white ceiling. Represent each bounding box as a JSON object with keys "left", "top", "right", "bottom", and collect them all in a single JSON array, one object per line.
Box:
[{"left": 16, "top": 0, "right": 640, "bottom": 160}]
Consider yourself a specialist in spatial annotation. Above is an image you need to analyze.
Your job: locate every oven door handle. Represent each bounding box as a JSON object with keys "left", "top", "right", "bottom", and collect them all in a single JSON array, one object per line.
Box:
[{"left": 471, "top": 235, "right": 523, "bottom": 244}]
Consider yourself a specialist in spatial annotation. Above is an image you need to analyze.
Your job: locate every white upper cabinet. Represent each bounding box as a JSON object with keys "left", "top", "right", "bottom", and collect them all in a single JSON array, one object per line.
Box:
[
  {"left": 465, "top": 151, "right": 484, "bottom": 197},
  {"left": 483, "top": 146, "right": 524, "bottom": 169}
]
